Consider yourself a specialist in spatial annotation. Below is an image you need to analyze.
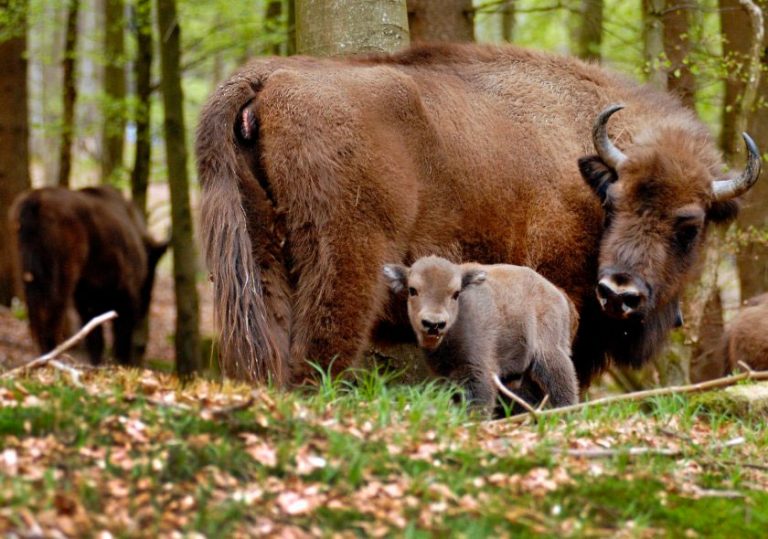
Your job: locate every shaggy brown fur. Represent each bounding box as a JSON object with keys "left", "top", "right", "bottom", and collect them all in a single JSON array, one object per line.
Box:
[
  {"left": 196, "top": 43, "right": 754, "bottom": 387},
  {"left": 691, "top": 293, "right": 768, "bottom": 382},
  {"left": 383, "top": 256, "right": 579, "bottom": 415},
  {"left": 9, "top": 186, "right": 167, "bottom": 365}
]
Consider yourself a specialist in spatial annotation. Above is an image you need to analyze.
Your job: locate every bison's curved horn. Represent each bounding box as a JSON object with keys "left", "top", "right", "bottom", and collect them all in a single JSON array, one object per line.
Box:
[
  {"left": 593, "top": 104, "right": 628, "bottom": 170},
  {"left": 712, "top": 133, "right": 762, "bottom": 201}
]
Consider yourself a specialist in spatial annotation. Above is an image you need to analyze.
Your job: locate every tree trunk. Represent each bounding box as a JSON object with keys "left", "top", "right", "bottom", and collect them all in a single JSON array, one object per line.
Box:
[
  {"left": 500, "top": 1, "right": 515, "bottom": 42},
  {"left": 642, "top": 0, "right": 666, "bottom": 88},
  {"left": 101, "top": 0, "right": 125, "bottom": 185},
  {"left": 287, "top": 0, "right": 296, "bottom": 55},
  {"left": 265, "top": 0, "right": 283, "bottom": 55},
  {"left": 576, "top": 0, "right": 603, "bottom": 61},
  {"left": 733, "top": 0, "right": 768, "bottom": 300},
  {"left": 407, "top": 0, "right": 474, "bottom": 43},
  {"left": 296, "top": 0, "right": 409, "bottom": 56},
  {"left": 58, "top": 0, "right": 80, "bottom": 188},
  {"left": 662, "top": 0, "right": 696, "bottom": 109},
  {"left": 0, "top": 0, "right": 31, "bottom": 306},
  {"left": 156, "top": 0, "right": 202, "bottom": 377},
  {"left": 130, "top": 0, "right": 152, "bottom": 217}
]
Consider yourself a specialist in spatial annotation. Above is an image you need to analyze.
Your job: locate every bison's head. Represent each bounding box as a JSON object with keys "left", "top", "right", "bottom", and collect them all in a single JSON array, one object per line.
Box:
[
  {"left": 579, "top": 105, "right": 760, "bottom": 326},
  {"left": 382, "top": 256, "right": 486, "bottom": 351}
]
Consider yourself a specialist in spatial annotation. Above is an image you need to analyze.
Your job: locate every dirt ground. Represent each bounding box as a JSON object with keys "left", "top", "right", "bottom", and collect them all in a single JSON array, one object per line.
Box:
[{"left": 0, "top": 271, "right": 213, "bottom": 371}]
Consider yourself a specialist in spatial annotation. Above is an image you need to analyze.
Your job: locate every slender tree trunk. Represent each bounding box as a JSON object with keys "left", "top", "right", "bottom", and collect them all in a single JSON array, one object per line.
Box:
[
  {"left": 662, "top": 0, "right": 696, "bottom": 109},
  {"left": 0, "top": 0, "right": 31, "bottom": 306},
  {"left": 287, "top": 0, "right": 296, "bottom": 55},
  {"left": 407, "top": 0, "right": 474, "bottom": 43},
  {"left": 576, "top": 0, "right": 603, "bottom": 61},
  {"left": 156, "top": 0, "right": 202, "bottom": 376},
  {"left": 130, "top": 0, "right": 152, "bottom": 217},
  {"left": 265, "top": 0, "right": 283, "bottom": 55},
  {"left": 101, "top": 0, "right": 125, "bottom": 185},
  {"left": 296, "top": 0, "right": 409, "bottom": 56},
  {"left": 643, "top": 0, "right": 666, "bottom": 88},
  {"left": 58, "top": 0, "right": 80, "bottom": 188},
  {"left": 501, "top": 1, "right": 516, "bottom": 42}
]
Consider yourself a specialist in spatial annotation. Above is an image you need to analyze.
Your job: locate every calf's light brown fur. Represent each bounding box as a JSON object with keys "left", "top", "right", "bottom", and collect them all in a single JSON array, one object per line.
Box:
[{"left": 383, "top": 256, "right": 579, "bottom": 414}]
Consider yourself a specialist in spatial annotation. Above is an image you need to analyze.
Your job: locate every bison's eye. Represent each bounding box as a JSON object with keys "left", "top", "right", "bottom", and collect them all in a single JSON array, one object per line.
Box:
[
  {"left": 408, "top": 287, "right": 418, "bottom": 297},
  {"left": 675, "top": 223, "right": 700, "bottom": 251},
  {"left": 452, "top": 291, "right": 460, "bottom": 300}
]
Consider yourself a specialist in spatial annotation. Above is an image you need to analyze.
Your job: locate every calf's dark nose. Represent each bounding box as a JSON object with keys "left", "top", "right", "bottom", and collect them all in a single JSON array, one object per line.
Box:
[{"left": 421, "top": 319, "right": 446, "bottom": 332}]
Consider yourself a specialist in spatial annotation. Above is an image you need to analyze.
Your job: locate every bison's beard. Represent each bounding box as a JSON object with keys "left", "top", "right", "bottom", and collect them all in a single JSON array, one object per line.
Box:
[
  {"left": 601, "top": 299, "right": 679, "bottom": 369},
  {"left": 571, "top": 297, "right": 679, "bottom": 387}
]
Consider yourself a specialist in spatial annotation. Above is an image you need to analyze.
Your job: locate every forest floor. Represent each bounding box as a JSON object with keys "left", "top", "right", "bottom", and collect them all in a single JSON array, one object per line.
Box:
[{"left": 0, "top": 363, "right": 766, "bottom": 537}]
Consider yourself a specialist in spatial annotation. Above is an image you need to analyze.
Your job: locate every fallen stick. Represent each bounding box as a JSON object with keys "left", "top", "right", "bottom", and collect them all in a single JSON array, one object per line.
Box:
[
  {"left": 1, "top": 310, "right": 117, "bottom": 379},
  {"left": 492, "top": 374, "right": 538, "bottom": 417},
  {"left": 489, "top": 367, "right": 768, "bottom": 426},
  {"left": 554, "top": 436, "right": 745, "bottom": 460}
]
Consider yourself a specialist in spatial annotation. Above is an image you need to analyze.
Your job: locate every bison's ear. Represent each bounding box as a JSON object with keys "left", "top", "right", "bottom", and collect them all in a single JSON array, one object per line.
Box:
[
  {"left": 382, "top": 264, "right": 408, "bottom": 294},
  {"left": 578, "top": 155, "right": 618, "bottom": 202},
  {"left": 147, "top": 239, "right": 169, "bottom": 270},
  {"left": 707, "top": 199, "right": 739, "bottom": 224},
  {"left": 461, "top": 269, "right": 487, "bottom": 289}
]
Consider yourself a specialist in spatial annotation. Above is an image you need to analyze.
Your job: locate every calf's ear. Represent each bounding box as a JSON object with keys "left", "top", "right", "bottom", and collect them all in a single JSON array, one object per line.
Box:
[
  {"left": 578, "top": 155, "right": 617, "bottom": 202},
  {"left": 461, "top": 269, "right": 487, "bottom": 289},
  {"left": 382, "top": 264, "right": 408, "bottom": 293}
]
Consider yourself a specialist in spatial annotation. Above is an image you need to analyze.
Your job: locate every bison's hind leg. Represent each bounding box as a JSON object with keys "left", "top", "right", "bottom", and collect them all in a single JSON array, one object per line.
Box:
[{"left": 529, "top": 347, "right": 578, "bottom": 408}]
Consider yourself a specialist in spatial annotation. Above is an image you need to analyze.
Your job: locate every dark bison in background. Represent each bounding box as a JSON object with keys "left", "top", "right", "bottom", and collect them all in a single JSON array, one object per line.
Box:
[
  {"left": 690, "top": 293, "right": 768, "bottom": 382},
  {"left": 9, "top": 186, "right": 168, "bottom": 365},
  {"left": 196, "top": 43, "right": 759, "bottom": 387}
]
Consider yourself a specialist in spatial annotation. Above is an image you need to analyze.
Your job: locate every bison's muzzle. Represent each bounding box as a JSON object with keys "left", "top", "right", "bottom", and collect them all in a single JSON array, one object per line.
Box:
[{"left": 596, "top": 270, "right": 649, "bottom": 320}]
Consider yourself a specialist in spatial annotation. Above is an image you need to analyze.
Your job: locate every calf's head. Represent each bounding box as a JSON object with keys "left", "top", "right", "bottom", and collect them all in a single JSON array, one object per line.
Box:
[
  {"left": 579, "top": 105, "right": 760, "bottom": 322},
  {"left": 383, "top": 256, "right": 486, "bottom": 350}
]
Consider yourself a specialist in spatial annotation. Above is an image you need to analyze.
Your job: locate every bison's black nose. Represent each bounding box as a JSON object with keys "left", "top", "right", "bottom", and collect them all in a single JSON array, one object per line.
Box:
[
  {"left": 596, "top": 273, "right": 648, "bottom": 319},
  {"left": 421, "top": 319, "right": 446, "bottom": 333}
]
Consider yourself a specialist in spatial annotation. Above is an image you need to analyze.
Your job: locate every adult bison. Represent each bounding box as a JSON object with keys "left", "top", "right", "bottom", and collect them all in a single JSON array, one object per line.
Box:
[
  {"left": 196, "top": 43, "right": 760, "bottom": 387},
  {"left": 9, "top": 186, "right": 168, "bottom": 365}
]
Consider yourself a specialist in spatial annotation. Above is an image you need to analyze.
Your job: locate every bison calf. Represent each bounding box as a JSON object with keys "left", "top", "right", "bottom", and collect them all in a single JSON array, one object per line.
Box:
[
  {"left": 383, "top": 256, "right": 579, "bottom": 415},
  {"left": 9, "top": 186, "right": 167, "bottom": 365}
]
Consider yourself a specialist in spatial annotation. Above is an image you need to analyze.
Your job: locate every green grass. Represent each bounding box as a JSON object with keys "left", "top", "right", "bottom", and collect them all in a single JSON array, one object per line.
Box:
[{"left": 0, "top": 367, "right": 766, "bottom": 537}]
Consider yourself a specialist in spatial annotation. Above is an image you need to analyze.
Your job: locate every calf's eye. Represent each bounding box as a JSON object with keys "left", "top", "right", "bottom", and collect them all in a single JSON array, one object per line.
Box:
[
  {"left": 408, "top": 287, "right": 418, "bottom": 297},
  {"left": 452, "top": 291, "right": 460, "bottom": 300}
]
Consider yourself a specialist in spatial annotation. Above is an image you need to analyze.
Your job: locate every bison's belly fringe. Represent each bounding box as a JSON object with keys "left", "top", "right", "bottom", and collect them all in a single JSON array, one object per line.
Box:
[{"left": 201, "top": 180, "right": 288, "bottom": 386}]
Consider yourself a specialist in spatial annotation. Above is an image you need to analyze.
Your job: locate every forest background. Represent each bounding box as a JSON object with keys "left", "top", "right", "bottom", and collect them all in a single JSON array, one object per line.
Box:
[{"left": 1, "top": 0, "right": 767, "bottom": 388}]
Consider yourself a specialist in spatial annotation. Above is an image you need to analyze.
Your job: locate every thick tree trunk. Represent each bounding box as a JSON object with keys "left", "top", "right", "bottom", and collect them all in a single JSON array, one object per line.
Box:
[
  {"left": 734, "top": 0, "right": 768, "bottom": 299},
  {"left": 296, "top": 0, "right": 409, "bottom": 56},
  {"left": 0, "top": 0, "right": 31, "bottom": 306},
  {"left": 643, "top": 0, "right": 666, "bottom": 88},
  {"left": 101, "top": 0, "right": 125, "bottom": 185},
  {"left": 407, "top": 0, "right": 474, "bottom": 43},
  {"left": 58, "top": 0, "right": 80, "bottom": 188},
  {"left": 662, "top": 0, "right": 696, "bottom": 109},
  {"left": 576, "top": 0, "right": 603, "bottom": 61},
  {"left": 130, "top": 0, "right": 152, "bottom": 217},
  {"left": 156, "top": 0, "right": 202, "bottom": 376}
]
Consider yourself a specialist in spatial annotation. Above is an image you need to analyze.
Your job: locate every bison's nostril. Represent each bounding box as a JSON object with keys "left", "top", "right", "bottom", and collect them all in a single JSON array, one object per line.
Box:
[
  {"left": 622, "top": 293, "right": 642, "bottom": 310},
  {"left": 421, "top": 319, "right": 436, "bottom": 330},
  {"left": 596, "top": 281, "right": 615, "bottom": 299},
  {"left": 436, "top": 321, "right": 446, "bottom": 330}
]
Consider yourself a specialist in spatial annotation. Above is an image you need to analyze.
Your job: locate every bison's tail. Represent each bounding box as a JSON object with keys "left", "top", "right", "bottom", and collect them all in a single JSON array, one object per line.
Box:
[{"left": 196, "top": 75, "right": 289, "bottom": 386}]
